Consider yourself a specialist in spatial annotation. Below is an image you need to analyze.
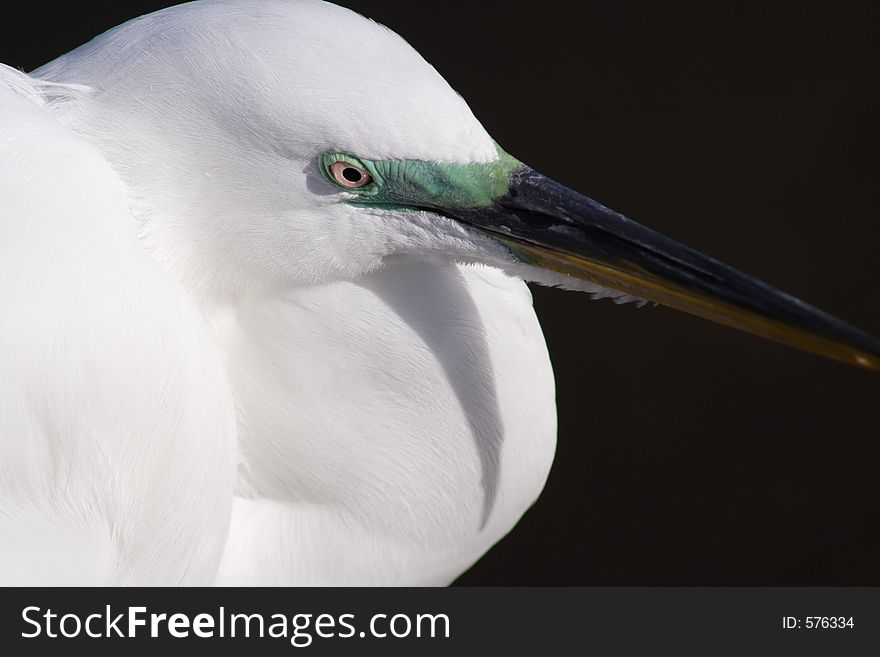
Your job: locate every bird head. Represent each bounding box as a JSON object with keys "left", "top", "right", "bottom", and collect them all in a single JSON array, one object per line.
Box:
[{"left": 36, "top": 0, "right": 880, "bottom": 371}]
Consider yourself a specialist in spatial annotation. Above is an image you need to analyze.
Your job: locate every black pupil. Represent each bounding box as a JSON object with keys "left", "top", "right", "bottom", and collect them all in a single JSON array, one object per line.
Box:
[{"left": 341, "top": 167, "right": 363, "bottom": 183}]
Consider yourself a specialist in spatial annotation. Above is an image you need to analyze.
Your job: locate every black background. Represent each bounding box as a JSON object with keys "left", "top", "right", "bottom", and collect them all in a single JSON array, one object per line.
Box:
[{"left": 3, "top": 1, "right": 878, "bottom": 585}]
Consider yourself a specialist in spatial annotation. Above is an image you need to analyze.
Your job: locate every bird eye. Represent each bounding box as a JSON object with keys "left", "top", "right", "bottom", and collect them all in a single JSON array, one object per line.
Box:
[{"left": 328, "top": 161, "right": 372, "bottom": 189}]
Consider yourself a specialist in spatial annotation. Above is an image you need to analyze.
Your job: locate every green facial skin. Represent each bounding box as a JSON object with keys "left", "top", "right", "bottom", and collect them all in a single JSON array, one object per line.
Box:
[{"left": 318, "top": 146, "right": 522, "bottom": 211}]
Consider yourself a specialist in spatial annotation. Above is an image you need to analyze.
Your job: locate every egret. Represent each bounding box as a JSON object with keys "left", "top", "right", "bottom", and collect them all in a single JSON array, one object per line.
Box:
[{"left": 1, "top": 0, "right": 878, "bottom": 586}]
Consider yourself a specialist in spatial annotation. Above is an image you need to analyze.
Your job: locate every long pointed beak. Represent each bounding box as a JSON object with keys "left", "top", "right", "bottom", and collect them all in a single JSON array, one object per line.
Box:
[{"left": 443, "top": 166, "right": 880, "bottom": 372}]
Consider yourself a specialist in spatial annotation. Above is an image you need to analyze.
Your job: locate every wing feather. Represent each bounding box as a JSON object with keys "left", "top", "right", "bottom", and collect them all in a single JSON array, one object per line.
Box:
[{"left": 0, "top": 66, "right": 236, "bottom": 585}]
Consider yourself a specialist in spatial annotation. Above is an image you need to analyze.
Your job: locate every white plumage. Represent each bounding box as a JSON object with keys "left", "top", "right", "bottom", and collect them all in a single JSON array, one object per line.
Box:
[
  {"left": 0, "top": 0, "right": 560, "bottom": 584},
  {"left": 0, "top": 64, "right": 236, "bottom": 584}
]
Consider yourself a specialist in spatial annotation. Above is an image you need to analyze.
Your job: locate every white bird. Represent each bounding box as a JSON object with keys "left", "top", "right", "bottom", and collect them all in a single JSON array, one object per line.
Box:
[{"left": 2, "top": 0, "right": 878, "bottom": 585}]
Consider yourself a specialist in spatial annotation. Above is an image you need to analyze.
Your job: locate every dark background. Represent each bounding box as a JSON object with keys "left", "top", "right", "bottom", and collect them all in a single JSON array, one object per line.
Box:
[{"left": 3, "top": 1, "right": 878, "bottom": 585}]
